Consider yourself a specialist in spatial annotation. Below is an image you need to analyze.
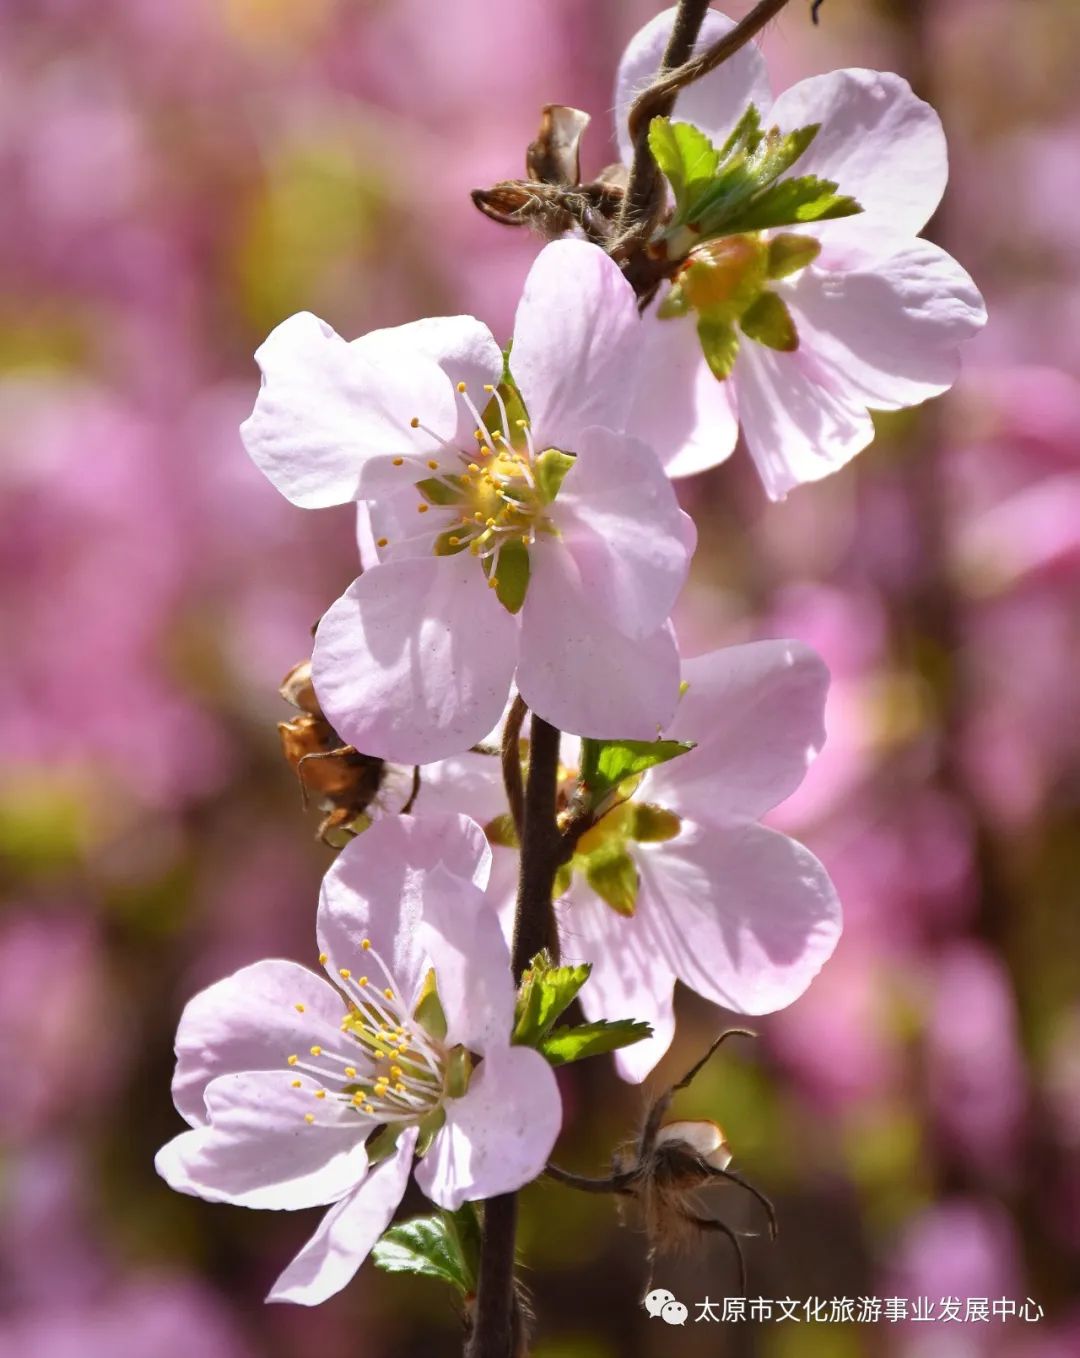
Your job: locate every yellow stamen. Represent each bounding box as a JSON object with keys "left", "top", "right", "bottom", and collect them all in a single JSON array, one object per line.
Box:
[
  {"left": 318, "top": 952, "right": 328, "bottom": 965},
  {"left": 417, "top": 503, "right": 429, "bottom": 514},
  {"left": 304, "top": 1113, "right": 315, "bottom": 1124},
  {"left": 392, "top": 457, "right": 404, "bottom": 466},
  {"left": 291, "top": 1079, "right": 302, "bottom": 1088},
  {"left": 287, "top": 1055, "right": 299, "bottom": 1066},
  {"left": 383, "top": 988, "right": 394, "bottom": 1001},
  {"left": 339, "top": 968, "right": 351, "bottom": 979},
  {"left": 310, "top": 1045, "right": 322, "bottom": 1057},
  {"left": 376, "top": 537, "right": 388, "bottom": 548},
  {"left": 409, "top": 417, "right": 420, "bottom": 428},
  {"left": 294, "top": 1003, "right": 305, "bottom": 1013},
  {"left": 456, "top": 381, "right": 467, "bottom": 393}
]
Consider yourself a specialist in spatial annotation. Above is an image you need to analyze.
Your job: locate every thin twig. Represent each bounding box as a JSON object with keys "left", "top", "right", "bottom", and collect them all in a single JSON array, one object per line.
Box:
[{"left": 501, "top": 695, "right": 528, "bottom": 842}]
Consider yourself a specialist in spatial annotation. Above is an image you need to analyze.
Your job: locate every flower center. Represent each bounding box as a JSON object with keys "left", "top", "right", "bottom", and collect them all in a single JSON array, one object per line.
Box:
[
  {"left": 660, "top": 230, "right": 821, "bottom": 380},
  {"left": 379, "top": 380, "right": 574, "bottom": 614},
  {"left": 286, "top": 937, "right": 455, "bottom": 1129}
]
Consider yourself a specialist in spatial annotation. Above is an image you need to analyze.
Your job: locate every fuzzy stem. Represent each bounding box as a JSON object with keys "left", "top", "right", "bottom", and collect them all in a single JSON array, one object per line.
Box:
[{"left": 467, "top": 714, "right": 563, "bottom": 1358}]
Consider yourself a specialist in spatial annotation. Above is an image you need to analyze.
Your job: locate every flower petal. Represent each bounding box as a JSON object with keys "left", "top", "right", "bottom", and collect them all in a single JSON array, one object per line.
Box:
[
  {"left": 628, "top": 306, "right": 740, "bottom": 478},
  {"left": 318, "top": 813, "right": 492, "bottom": 1013},
  {"left": 172, "top": 960, "right": 347, "bottom": 1128},
  {"left": 155, "top": 1070, "right": 371, "bottom": 1210},
  {"left": 510, "top": 240, "right": 641, "bottom": 450},
  {"left": 645, "top": 641, "right": 829, "bottom": 826},
  {"left": 732, "top": 340, "right": 874, "bottom": 500},
  {"left": 240, "top": 312, "right": 456, "bottom": 509},
  {"left": 414, "top": 1045, "right": 561, "bottom": 1209},
  {"left": 415, "top": 863, "right": 516, "bottom": 1052},
  {"left": 312, "top": 556, "right": 519, "bottom": 765},
  {"left": 549, "top": 426, "right": 692, "bottom": 639},
  {"left": 766, "top": 69, "right": 948, "bottom": 264},
  {"left": 267, "top": 1126, "right": 418, "bottom": 1306},
  {"left": 560, "top": 878, "right": 677, "bottom": 1084},
  {"left": 639, "top": 822, "right": 842, "bottom": 1014},
  {"left": 517, "top": 542, "right": 681, "bottom": 739},
  {"left": 613, "top": 7, "right": 771, "bottom": 164},
  {"left": 787, "top": 240, "right": 987, "bottom": 411}
]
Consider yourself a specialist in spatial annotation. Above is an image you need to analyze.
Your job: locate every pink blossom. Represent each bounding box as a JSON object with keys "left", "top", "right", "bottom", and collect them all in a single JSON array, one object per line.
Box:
[
  {"left": 613, "top": 8, "right": 987, "bottom": 496},
  {"left": 242, "top": 239, "right": 692, "bottom": 762},
  {"left": 155, "top": 815, "right": 562, "bottom": 1306}
]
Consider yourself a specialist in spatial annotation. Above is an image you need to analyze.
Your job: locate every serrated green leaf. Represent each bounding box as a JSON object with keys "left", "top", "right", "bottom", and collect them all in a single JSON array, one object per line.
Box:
[
  {"left": 649, "top": 117, "right": 720, "bottom": 210},
  {"left": 539, "top": 1019, "right": 653, "bottom": 1067},
  {"left": 373, "top": 1205, "right": 481, "bottom": 1295},
  {"left": 594, "top": 737, "right": 696, "bottom": 788},
  {"left": 492, "top": 537, "right": 530, "bottom": 614},
  {"left": 750, "top": 123, "right": 820, "bottom": 186},
  {"left": 722, "top": 176, "right": 863, "bottom": 234},
  {"left": 740, "top": 290, "right": 798, "bottom": 351},
  {"left": 716, "top": 104, "right": 763, "bottom": 161},
  {"left": 513, "top": 951, "right": 591, "bottom": 1047},
  {"left": 697, "top": 315, "right": 741, "bottom": 380}
]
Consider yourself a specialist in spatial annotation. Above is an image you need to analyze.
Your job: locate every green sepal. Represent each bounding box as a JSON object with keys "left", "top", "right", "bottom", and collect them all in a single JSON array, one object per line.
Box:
[
  {"left": 445, "top": 1045, "right": 474, "bottom": 1099},
  {"left": 491, "top": 537, "right": 530, "bottom": 614},
  {"left": 366, "top": 1122, "right": 405, "bottom": 1166},
  {"left": 415, "top": 1104, "right": 447, "bottom": 1157},
  {"left": 719, "top": 174, "right": 862, "bottom": 234},
  {"left": 513, "top": 950, "right": 591, "bottom": 1047},
  {"left": 373, "top": 1204, "right": 482, "bottom": 1297},
  {"left": 629, "top": 803, "right": 682, "bottom": 843},
  {"left": 433, "top": 528, "right": 468, "bottom": 557},
  {"left": 534, "top": 448, "right": 575, "bottom": 503},
  {"left": 416, "top": 475, "right": 465, "bottom": 506},
  {"left": 413, "top": 967, "right": 448, "bottom": 1042},
  {"left": 740, "top": 290, "right": 799, "bottom": 351},
  {"left": 552, "top": 861, "right": 573, "bottom": 899},
  {"left": 538, "top": 1018, "right": 653, "bottom": 1067},
  {"left": 697, "top": 315, "right": 740, "bottom": 380},
  {"left": 648, "top": 117, "right": 720, "bottom": 217},
  {"left": 656, "top": 283, "right": 691, "bottom": 319},
  {"left": 583, "top": 842, "right": 639, "bottom": 917},
  {"left": 767, "top": 232, "right": 822, "bottom": 279}
]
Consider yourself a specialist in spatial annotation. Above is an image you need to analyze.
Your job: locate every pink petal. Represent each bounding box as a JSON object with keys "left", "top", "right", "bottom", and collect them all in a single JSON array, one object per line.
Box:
[
  {"left": 628, "top": 306, "right": 740, "bottom": 478},
  {"left": 312, "top": 556, "right": 519, "bottom": 764},
  {"left": 155, "top": 1070, "right": 371, "bottom": 1210},
  {"left": 613, "top": 8, "right": 771, "bottom": 164},
  {"left": 560, "top": 878, "right": 677, "bottom": 1084},
  {"left": 267, "top": 1127, "right": 417, "bottom": 1306},
  {"left": 549, "top": 426, "right": 692, "bottom": 639},
  {"left": 645, "top": 641, "right": 829, "bottom": 826},
  {"left": 517, "top": 542, "right": 681, "bottom": 739},
  {"left": 354, "top": 315, "right": 503, "bottom": 449},
  {"left": 171, "top": 960, "right": 346, "bottom": 1128},
  {"left": 510, "top": 240, "right": 641, "bottom": 450},
  {"left": 415, "top": 864, "right": 516, "bottom": 1052},
  {"left": 639, "top": 823, "right": 841, "bottom": 1014},
  {"left": 318, "top": 813, "right": 492, "bottom": 1012},
  {"left": 732, "top": 340, "right": 874, "bottom": 500},
  {"left": 766, "top": 70, "right": 947, "bottom": 265},
  {"left": 414, "top": 1045, "right": 561, "bottom": 1209},
  {"left": 787, "top": 240, "right": 987, "bottom": 411},
  {"left": 240, "top": 312, "right": 456, "bottom": 509}
]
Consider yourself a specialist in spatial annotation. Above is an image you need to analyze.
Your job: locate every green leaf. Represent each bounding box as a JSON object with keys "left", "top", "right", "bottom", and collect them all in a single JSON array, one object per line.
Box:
[
  {"left": 740, "top": 290, "right": 798, "bottom": 351},
  {"left": 539, "top": 1018, "right": 653, "bottom": 1067},
  {"left": 751, "top": 123, "right": 820, "bottom": 186},
  {"left": 767, "top": 232, "right": 822, "bottom": 279},
  {"left": 584, "top": 843, "right": 639, "bottom": 917},
  {"left": 593, "top": 737, "right": 696, "bottom": 790},
  {"left": 513, "top": 951, "right": 591, "bottom": 1047},
  {"left": 722, "top": 175, "right": 862, "bottom": 234},
  {"left": 373, "top": 1205, "right": 481, "bottom": 1296},
  {"left": 534, "top": 448, "right": 575, "bottom": 503},
  {"left": 716, "top": 104, "right": 764, "bottom": 161},
  {"left": 491, "top": 537, "right": 530, "bottom": 614},
  {"left": 648, "top": 117, "right": 720, "bottom": 210},
  {"left": 697, "top": 315, "right": 740, "bottom": 380}
]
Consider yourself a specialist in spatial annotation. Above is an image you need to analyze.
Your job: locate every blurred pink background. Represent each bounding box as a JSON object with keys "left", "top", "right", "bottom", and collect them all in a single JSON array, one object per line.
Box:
[{"left": 1, "top": 2, "right": 1078, "bottom": 1355}]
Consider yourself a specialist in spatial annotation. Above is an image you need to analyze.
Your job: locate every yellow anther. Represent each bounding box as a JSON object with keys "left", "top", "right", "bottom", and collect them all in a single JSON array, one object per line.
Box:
[
  {"left": 521, "top": 534, "right": 530, "bottom": 545},
  {"left": 474, "top": 428, "right": 484, "bottom": 441},
  {"left": 383, "top": 988, "right": 394, "bottom": 1000},
  {"left": 516, "top": 419, "right": 529, "bottom": 428},
  {"left": 392, "top": 457, "right": 404, "bottom": 466},
  {"left": 480, "top": 446, "right": 493, "bottom": 458},
  {"left": 358, "top": 976, "right": 368, "bottom": 987},
  {"left": 374, "top": 1049, "right": 386, "bottom": 1060},
  {"left": 427, "top": 459, "right": 439, "bottom": 470},
  {"left": 364, "top": 1103, "right": 375, "bottom": 1114},
  {"left": 417, "top": 503, "right": 429, "bottom": 514},
  {"left": 395, "top": 1082, "right": 407, "bottom": 1094},
  {"left": 352, "top": 1091, "right": 365, "bottom": 1104},
  {"left": 483, "top": 383, "right": 495, "bottom": 392},
  {"left": 488, "top": 577, "right": 499, "bottom": 589},
  {"left": 344, "top": 1066, "right": 357, "bottom": 1078},
  {"left": 315, "top": 1090, "right": 327, "bottom": 1100},
  {"left": 291, "top": 1079, "right": 302, "bottom": 1088},
  {"left": 361, "top": 939, "right": 371, "bottom": 950},
  {"left": 310, "top": 1045, "right": 322, "bottom": 1057},
  {"left": 410, "top": 416, "right": 420, "bottom": 428},
  {"left": 448, "top": 536, "right": 460, "bottom": 547},
  {"left": 376, "top": 537, "right": 388, "bottom": 548},
  {"left": 318, "top": 952, "right": 328, "bottom": 965},
  {"left": 287, "top": 1055, "right": 299, "bottom": 1066},
  {"left": 473, "top": 511, "right": 484, "bottom": 522},
  {"left": 391, "top": 1066, "right": 403, "bottom": 1077},
  {"left": 294, "top": 1003, "right": 305, "bottom": 1013},
  {"left": 304, "top": 1113, "right": 315, "bottom": 1124},
  {"left": 486, "top": 517, "right": 497, "bottom": 527},
  {"left": 467, "top": 463, "right": 480, "bottom": 474},
  {"left": 456, "top": 381, "right": 467, "bottom": 392},
  {"left": 339, "top": 968, "right": 352, "bottom": 979}
]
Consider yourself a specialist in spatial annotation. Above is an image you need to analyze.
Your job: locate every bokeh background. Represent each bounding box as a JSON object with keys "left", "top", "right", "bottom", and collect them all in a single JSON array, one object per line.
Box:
[{"left": 2, "top": 1, "right": 1078, "bottom": 1355}]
